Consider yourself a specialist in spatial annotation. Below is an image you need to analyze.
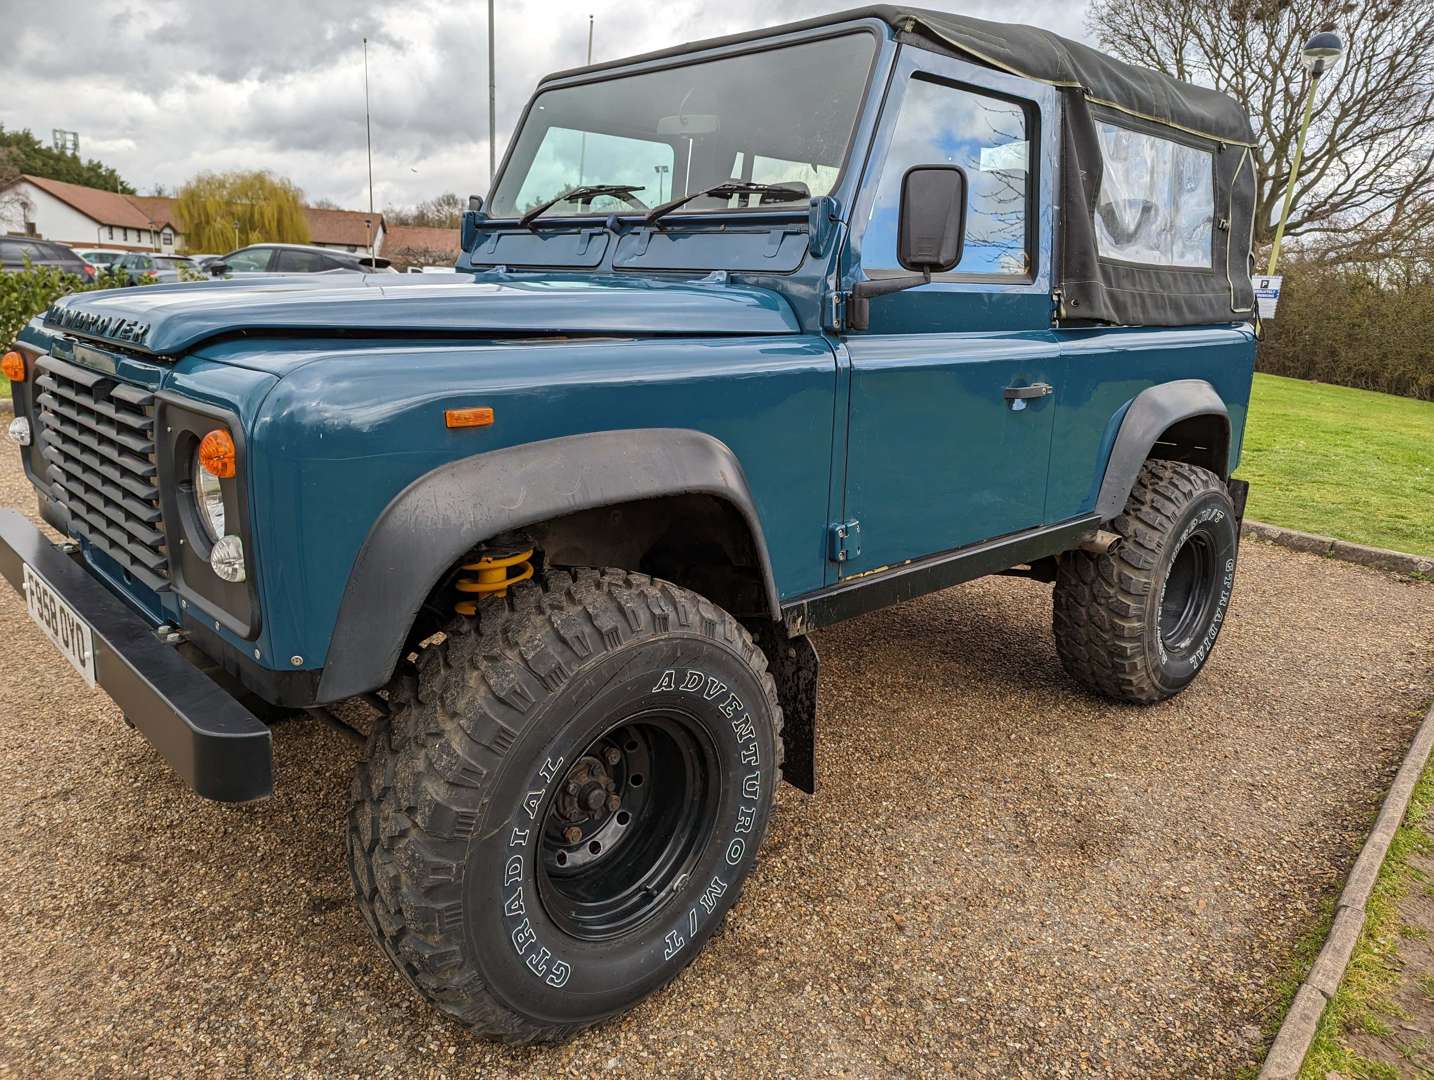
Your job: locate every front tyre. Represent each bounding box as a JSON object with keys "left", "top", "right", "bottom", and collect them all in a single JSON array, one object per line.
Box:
[
  {"left": 347, "top": 569, "right": 782, "bottom": 1043},
  {"left": 1053, "top": 460, "right": 1239, "bottom": 703}
]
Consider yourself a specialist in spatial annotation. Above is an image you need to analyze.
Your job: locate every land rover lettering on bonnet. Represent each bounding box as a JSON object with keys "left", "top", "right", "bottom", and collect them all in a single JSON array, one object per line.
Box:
[{"left": 1, "top": 7, "right": 1257, "bottom": 1042}]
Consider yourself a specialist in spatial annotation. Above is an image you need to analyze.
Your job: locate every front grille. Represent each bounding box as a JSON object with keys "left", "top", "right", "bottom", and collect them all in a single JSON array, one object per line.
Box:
[{"left": 33, "top": 356, "right": 170, "bottom": 590}]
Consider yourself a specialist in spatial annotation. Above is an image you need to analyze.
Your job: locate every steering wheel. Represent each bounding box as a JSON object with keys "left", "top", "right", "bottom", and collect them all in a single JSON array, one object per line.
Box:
[
  {"left": 575, "top": 190, "right": 650, "bottom": 212},
  {"left": 1097, "top": 199, "right": 1159, "bottom": 246}
]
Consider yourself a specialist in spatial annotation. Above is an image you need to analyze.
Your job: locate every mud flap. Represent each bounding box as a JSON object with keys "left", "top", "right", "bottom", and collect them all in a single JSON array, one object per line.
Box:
[{"left": 750, "top": 623, "right": 818, "bottom": 794}]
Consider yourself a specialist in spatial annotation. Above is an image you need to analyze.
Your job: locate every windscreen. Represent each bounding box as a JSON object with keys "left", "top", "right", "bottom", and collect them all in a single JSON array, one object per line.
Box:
[
  {"left": 1094, "top": 122, "right": 1214, "bottom": 268},
  {"left": 490, "top": 33, "right": 877, "bottom": 218}
]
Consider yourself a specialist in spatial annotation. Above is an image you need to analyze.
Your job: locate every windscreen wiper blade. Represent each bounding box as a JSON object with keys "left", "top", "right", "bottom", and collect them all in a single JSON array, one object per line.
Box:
[
  {"left": 642, "top": 181, "right": 808, "bottom": 227},
  {"left": 519, "top": 184, "right": 647, "bottom": 229}
]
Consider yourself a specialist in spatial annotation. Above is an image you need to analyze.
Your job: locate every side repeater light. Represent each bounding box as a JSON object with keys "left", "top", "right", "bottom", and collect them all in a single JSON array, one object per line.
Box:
[
  {"left": 446, "top": 407, "right": 494, "bottom": 429},
  {"left": 1, "top": 350, "right": 24, "bottom": 382},
  {"left": 198, "top": 428, "right": 237, "bottom": 478}
]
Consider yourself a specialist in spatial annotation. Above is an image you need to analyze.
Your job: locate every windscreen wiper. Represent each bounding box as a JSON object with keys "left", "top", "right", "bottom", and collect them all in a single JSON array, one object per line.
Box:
[
  {"left": 642, "top": 181, "right": 808, "bottom": 227},
  {"left": 519, "top": 184, "right": 647, "bottom": 229}
]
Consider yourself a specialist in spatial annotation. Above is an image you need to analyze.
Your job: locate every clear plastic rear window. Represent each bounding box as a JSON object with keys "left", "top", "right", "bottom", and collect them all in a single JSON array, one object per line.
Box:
[{"left": 1095, "top": 122, "right": 1213, "bottom": 268}]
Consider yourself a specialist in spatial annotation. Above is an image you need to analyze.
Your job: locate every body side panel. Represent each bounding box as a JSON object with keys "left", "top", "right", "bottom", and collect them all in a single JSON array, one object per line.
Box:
[
  {"left": 1047, "top": 324, "right": 1255, "bottom": 522},
  {"left": 233, "top": 333, "right": 838, "bottom": 672}
]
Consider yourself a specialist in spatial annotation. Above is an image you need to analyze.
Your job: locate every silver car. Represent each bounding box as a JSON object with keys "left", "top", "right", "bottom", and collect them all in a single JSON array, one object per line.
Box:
[{"left": 114, "top": 252, "right": 200, "bottom": 286}]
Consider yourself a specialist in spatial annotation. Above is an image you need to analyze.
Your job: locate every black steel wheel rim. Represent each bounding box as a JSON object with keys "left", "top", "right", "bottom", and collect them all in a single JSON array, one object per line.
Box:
[
  {"left": 537, "top": 710, "right": 718, "bottom": 941},
  {"left": 1160, "top": 531, "right": 1217, "bottom": 651}
]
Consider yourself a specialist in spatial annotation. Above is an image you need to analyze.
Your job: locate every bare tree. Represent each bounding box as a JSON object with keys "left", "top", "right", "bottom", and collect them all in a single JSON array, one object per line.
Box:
[
  {"left": 0, "top": 147, "right": 31, "bottom": 234},
  {"left": 385, "top": 192, "right": 464, "bottom": 229},
  {"left": 1088, "top": 0, "right": 1434, "bottom": 262},
  {"left": 384, "top": 243, "right": 461, "bottom": 272}
]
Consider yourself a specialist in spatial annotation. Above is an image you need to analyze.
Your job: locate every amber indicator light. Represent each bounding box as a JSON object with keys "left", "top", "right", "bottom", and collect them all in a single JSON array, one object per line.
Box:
[
  {"left": 198, "top": 428, "right": 237, "bottom": 478},
  {"left": 445, "top": 407, "right": 494, "bottom": 429},
  {"left": 1, "top": 351, "right": 24, "bottom": 382}
]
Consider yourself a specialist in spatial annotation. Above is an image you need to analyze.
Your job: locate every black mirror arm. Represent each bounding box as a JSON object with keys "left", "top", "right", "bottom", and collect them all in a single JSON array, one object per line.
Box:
[{"left": 847, "top": 269, "right": 931, "bottom": 331}]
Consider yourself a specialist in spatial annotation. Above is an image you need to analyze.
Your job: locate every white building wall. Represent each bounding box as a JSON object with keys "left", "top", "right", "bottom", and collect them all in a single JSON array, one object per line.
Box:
[
  {"left": 0, "top": 183, "right": 103, "bottom": 247},
  {"left": 0, "top": 181, "right": 176, "bottom": 251}
]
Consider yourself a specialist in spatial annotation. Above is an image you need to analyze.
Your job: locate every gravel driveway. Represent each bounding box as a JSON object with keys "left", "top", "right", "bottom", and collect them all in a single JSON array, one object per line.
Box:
[{"left": 1, "top": 449, "right": 1431, "bottom": 1080}]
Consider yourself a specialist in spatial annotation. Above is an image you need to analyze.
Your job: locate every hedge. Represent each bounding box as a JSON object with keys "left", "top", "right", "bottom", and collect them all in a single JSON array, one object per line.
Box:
[
  {"left": 1257, "top": 261, "right": 1434, "bottom": 401},
  {"left": 2, "top": 264, "right": 136, "bottom": 355}
]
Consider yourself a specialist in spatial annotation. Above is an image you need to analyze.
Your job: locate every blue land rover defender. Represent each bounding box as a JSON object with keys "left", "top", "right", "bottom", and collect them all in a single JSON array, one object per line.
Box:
[{"left": 2, "top": 7, "right": 1257, "bottom": 1041}]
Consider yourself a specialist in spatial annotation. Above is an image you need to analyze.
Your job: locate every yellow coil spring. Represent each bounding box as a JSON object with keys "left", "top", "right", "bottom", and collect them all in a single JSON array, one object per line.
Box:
[{"left": 454, "top": 548, "right": 534, "bottom": 615}]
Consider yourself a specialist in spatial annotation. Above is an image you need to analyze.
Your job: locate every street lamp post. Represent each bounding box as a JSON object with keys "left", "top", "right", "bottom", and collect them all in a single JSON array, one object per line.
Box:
[{"left": 1267, "top": 30, "right": 1344, "bottom": 276}]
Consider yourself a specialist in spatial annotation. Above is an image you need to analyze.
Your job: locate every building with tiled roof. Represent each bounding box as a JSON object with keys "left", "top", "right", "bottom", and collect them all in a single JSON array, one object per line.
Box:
[
  {"left": 0, "top": 176, "right": 389, "bottom": 258},
  {"left": 302, "top": 206, "right": 385, "bottom": 253},
  {"left": 382, "top": 224, "right": 462, "bottom": 269},
  {"left": 0, "top": 175, "right": 174, "bottom": 252}
]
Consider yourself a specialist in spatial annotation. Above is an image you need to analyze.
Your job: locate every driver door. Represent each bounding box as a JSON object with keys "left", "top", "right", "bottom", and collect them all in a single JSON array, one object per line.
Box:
[{"left": 838, "top": 53, "right": 1061, "bottom": 578}]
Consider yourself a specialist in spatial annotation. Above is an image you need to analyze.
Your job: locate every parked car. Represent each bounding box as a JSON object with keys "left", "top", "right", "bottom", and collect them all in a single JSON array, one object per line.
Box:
[
  {"left": 184, "top": 254, "right": 224, "bottom": 271},
  {"left": 71, "top": 248, "right": 126, "bottom": 272},
  {"left": 0, "top": 237, "right": 95, "bottom": 281},
  {"left": 111, "top": 252, "right": 201, "bottom": 286},
  {"left": 210, "top": 243, "right": 394, "bottom": 274},
  {"left": 3, "top": 7, "right": 1258, "bottom": 1045}
]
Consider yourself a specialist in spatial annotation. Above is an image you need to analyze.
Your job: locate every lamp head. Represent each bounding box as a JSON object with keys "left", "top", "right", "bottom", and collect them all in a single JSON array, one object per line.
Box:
[{"left": 1301, "top": 30, "right": 1344, "bottom": 75}]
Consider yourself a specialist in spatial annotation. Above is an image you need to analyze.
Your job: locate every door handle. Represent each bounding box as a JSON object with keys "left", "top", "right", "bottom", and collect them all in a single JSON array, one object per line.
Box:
[{"left": 1003, "top": 382, "right": 1054, "bottom": 411}]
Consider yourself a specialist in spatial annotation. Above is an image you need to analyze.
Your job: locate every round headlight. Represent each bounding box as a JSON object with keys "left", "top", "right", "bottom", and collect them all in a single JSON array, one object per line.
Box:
[
  {"left": 209, "top": 534, "right": 246, "bottom": 583},
  {"left": 193, "top": 456, "right": 226, "bottom": 541}
]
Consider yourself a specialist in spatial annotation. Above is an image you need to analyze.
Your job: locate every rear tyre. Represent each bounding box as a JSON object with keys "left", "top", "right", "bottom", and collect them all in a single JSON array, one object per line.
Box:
[
  {"left": 1053, "top": 459, "right": 1239, "bottom": 703},
  {"left": 346, "top": 568, "right": 783, "bottom": 1043}
]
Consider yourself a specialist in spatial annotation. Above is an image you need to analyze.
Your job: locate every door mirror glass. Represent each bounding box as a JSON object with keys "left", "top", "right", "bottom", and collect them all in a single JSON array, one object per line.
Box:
[{"left": 897, "top": 165, "right": 967, "bottom": 274}]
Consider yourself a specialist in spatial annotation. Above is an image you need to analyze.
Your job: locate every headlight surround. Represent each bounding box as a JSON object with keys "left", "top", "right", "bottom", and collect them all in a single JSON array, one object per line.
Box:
[
  {"left": 192, "top": 455, "right": 226, "bottom": 542},
  {"left": 157, "top": 398, "right": 257, "bottom": 639}
]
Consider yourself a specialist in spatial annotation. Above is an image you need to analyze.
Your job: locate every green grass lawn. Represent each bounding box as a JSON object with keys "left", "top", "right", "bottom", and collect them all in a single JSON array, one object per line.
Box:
[{"left": 1238, "top": 373, "right": 1434, "bottom": 557}]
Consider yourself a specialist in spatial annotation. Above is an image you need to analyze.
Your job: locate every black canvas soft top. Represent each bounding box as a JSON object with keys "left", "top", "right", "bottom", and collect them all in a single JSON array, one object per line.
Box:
[{"left": 883, "top": 8, "right": 1254, "bottom": 146}]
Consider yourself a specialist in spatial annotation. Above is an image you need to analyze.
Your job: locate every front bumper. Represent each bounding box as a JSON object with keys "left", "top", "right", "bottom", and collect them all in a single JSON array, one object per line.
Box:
[{"left": 0, "top": 508, "right": 272, "bottom": 802}]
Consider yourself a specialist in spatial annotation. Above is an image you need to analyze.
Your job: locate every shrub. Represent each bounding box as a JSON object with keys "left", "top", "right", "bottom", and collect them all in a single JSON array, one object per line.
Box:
[
  {"left": 1, "top": 264, "right": 135, "bottom": 353},
  {"left": 1258, "top": 261, "right": 1434, "bottom": 401}
]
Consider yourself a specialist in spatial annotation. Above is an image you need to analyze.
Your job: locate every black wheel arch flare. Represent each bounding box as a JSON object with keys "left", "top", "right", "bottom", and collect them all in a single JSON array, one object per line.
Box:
[{"left": 315, "top": 429, "right": 781, "bottom": 703}]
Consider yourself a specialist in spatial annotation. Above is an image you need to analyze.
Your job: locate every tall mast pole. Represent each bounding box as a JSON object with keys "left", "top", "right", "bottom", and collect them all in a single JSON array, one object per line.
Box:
[
  {"left": 363, "top": 37, "right": 375, "bottom": 257},
  {"left": 578, "top": 15, "right": 593, "bottom": 184},
  {"left": 488, "top": 0, "right": 497, "bottom": 189}
]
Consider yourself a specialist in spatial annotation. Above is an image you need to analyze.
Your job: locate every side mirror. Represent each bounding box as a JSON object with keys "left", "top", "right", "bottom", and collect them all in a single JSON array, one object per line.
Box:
[
  {"left": 208, "top": 262, "right": 229, "bottom": 275},
  {"left": 461, "top": 194, "right": 486, "bottom": 253},
  {"left": 848, "top": 164, "right": 968, "bottom": 331},
  {"left": 897, "top": 165, "right": 966, "bottom": 274}
]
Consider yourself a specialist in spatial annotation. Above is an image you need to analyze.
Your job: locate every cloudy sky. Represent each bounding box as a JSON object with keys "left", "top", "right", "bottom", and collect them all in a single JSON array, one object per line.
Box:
[{"left": 4, "top": 0, "right": 1091, "bottom": 213}]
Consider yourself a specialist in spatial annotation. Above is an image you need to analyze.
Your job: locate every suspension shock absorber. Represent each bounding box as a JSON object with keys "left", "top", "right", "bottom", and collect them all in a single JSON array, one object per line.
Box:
[{"left": 453, "top": 544, "right": 535, "bottom": 615}]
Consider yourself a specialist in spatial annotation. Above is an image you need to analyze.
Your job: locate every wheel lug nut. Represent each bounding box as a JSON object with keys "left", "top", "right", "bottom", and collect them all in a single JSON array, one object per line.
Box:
[
  {"left": 604, "top": 747, "right": 621, "bottom": 766},
  {"left": 566, "top": 782, "right": 579, "bottom": 795},
  {"left": 563, "top": 825, "right": 583, "bottom": 844},
  {"left": 607, "top": 794, "right": 621, "bottom": 813}
]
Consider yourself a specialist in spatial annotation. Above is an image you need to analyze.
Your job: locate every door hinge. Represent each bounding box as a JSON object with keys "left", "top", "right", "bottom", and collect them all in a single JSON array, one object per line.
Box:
[{"left": 828, "top": 519, "right": 861, "bottom": 563}]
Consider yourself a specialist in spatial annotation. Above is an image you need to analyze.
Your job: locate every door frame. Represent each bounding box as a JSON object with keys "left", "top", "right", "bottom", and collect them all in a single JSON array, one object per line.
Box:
[{"left": 840, "top": 45, "right": 1061, "bottom": 314}]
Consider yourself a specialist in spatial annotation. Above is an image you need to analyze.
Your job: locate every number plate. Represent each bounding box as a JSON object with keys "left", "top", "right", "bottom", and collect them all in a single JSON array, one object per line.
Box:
[{"left": 22, "top": 563, "right": 96, "bottom": 688}]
